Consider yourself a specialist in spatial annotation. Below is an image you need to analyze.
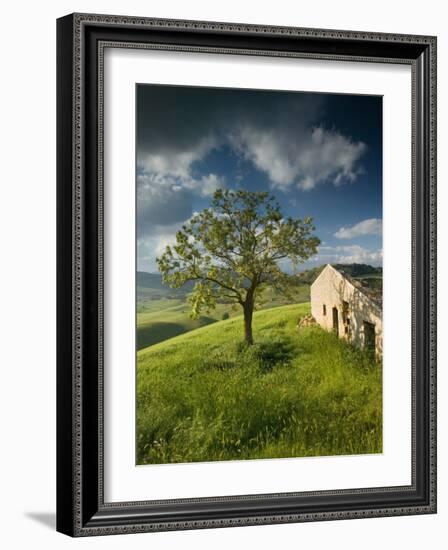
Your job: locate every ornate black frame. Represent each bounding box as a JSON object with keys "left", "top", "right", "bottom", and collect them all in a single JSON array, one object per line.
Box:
[{"left": 56, "top": 13, "right": 437, "bottom": 537}]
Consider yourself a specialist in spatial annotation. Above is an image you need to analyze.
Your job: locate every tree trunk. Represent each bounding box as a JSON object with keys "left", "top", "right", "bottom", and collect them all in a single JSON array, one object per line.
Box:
[{"left": 243, "top": 300, "right": 254, "bottom": 345}]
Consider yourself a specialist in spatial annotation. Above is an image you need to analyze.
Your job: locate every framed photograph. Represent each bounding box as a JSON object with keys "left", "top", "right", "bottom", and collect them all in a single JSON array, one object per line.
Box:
[{"left": 56, "top": 13, "right": 437, "bottom": 536}]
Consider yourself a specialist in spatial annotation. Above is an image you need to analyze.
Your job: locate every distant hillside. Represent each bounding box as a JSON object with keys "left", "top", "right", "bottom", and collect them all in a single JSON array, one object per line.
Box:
[
  {"left": 137, "top": 271, "right": 194, "bottom": 300},
  {"left": 136, "top": 271, "right": 310, "bottom": 349},
  {"left": 297, "top": 263, "right": 382, "bottom": 285},
  {"left": 136, "top": 264, "right": 381, "bottom": 348},
  {"left": 137, "top": 264, "right": 381, "bottom": 303},
  {"left": 137, "top": 271, "right": 168, "bottom": 291},
  {"left": 335, "top": 263, "right": 382, "bottom": 277},
  {"left": 139, "top": 264, "right": 381, "bottom": 291}
]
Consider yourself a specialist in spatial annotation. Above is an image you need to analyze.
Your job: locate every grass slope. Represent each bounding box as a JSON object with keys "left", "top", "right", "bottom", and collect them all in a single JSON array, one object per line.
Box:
[
  {"left": 137, "top": 285, "right": 310, "bottom": 350},
  {"left": 137, "top": 303, "right": 382, "bottom": 464},
  {"left": 137, "top": 302, "right": 219, "bottom": 350}
]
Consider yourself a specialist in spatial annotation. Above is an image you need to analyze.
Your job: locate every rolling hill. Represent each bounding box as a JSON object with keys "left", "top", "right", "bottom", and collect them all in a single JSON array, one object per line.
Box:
[
  {"left": 136, "top": 264, "right": 381, "bottom": 350},
  {"left": 137, "top": 303, "right": 382, "bottom": 464},
  {"left": 136, "top": 272, "right": 309, "bottom": 350}
]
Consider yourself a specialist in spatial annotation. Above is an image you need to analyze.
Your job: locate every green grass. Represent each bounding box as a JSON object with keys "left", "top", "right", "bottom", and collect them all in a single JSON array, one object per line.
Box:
[
  {"left": 137, "top": 302, "right": 238, "bottom": 350},
  {"left": 137, "top": 303, "right": 382, "bottom": 464},
  {"left": 137, "top": 297, "right": 184, "bottom": 314},
  {"left": 136, "top": 284, "right": 310, "bottom": 350}
]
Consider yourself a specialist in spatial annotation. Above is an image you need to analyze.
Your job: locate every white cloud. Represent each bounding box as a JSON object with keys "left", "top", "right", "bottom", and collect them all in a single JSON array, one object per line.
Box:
[
  {"left": 138, "top": 135, "right": 218, "bottom": 179},
  {"left": 137, "top": 172, "right": 192, "bottom": 230},
  {"left": 135, "top": 89, "right": 372, "bottom": 269},
  {"left": 192, "top": 173, "right": 223, "bottom": 197},
  {"left": 137, "top": 88, "right": 367, "bottom": 201},
  {"left": 136, "top": 134, "right": 225, "bottom": 241},
  {"left": 229, "top": 125, "right": 366, "bottom": 191},
  {"left": 136, "top": 132, "right": 222, "bottom": 242},
  {"left": 137, "top": 225, "right": 184, "bottom": 273},
  {"left": 138, "top": 117, "right": 367, "bottom": 202},
  {"left": 136, "top": 170, "right": 225, "bottom": 238},
  {"left": 136, "top": 93, "right": 367, "bottom": 218},
  {"left": 334, "top": 218, "right": 382, "bottom": 239},
  {"left": 313, "top": 244, "right": 383, "bottom": 266}
]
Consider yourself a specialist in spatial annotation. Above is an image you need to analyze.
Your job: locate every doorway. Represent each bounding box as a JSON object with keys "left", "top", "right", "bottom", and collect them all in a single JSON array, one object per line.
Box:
[
  {"left": 332, "top": 307, "right": 339, "bottom": 336},
  {"left": 363, "top": 321, "right": 376, "bottom": 356}
]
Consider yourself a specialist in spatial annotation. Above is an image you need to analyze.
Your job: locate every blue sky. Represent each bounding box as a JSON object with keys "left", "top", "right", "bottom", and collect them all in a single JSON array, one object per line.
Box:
[{"left": 136, "top": 85, "right": 382, "bottom": 273}]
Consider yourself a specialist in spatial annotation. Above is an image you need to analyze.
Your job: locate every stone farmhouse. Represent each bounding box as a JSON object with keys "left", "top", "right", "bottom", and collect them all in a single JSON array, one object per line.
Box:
[{"left": 310, "top": 264, "right": 382, "bottom": 359}]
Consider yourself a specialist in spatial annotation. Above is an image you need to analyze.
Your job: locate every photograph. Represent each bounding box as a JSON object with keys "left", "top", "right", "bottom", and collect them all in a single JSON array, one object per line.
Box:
[
  {"left": 54, "top": 8, "right": 437, "bottom": 538},
  {"left": 135, "top": 84, "right": 384, "bottom": 465}
]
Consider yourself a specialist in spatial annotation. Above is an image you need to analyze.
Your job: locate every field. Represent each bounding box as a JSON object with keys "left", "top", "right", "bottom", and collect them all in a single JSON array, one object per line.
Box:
[
  {"left": 136, "top": 265, "right": 381, "bottom": 350},
  {"left": 137, "top": 303, "right": 382, "bottom": 464},
  {"left": 137, "top": 279, "right": 310, "bottom": 350}
]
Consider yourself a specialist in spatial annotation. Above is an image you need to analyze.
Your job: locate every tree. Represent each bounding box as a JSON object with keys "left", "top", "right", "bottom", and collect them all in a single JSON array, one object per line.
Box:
[{"left": 157, "top": 189, "right": 320, "bottom": 345}]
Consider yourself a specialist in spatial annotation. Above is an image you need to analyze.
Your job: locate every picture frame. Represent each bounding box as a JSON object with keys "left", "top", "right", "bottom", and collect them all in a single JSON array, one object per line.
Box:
[{"left": 56, "top": 12, "right": 437, "bottom": 537}]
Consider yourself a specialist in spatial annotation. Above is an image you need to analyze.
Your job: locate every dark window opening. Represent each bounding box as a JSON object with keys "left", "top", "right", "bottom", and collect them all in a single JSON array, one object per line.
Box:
[
  {"left": 342, "top": 300, "right": 350, "bottom": 337},
  {"left": 323, "top": 304, "right": 326, "bottom": 316},
  {"left": 363, "top": 321, "right": 376, "bottom": 357},
  {"left": 342, "top": 300, "right": 349, "bottom": 323},
  {"left": 332, "top": 307, "right": 339, "bottom": 336}
]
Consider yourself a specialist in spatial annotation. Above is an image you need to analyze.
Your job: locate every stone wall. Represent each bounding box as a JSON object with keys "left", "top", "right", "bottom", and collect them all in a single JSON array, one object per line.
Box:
[{"left": 310, "top": 265, "right": 382, "bottom": 359}]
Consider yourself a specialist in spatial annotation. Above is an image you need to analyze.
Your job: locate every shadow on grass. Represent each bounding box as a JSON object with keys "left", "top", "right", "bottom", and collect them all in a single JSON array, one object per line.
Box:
[
  {"left": 137, "top": 317, "right": 216, "bottom": 350},
  {"left": 233, "top": 340, "right": 294, "bottom": 373},
  {"left": 202, "top": 340, "right": 295, "bottom": 374},
  {"left": 254, "top": 341, "right": 294, "bottom": 372}
]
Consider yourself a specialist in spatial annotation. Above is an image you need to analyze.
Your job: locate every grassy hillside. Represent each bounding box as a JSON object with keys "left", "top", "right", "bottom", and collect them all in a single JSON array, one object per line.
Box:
[
  {"left": 137, "top": 303, "right": 382, "bottom": 464},
  {"left": 136, "top": 264, "right": 381, "bottom": 350},
  {"left": 137, "top": 302, "right": 226, "bottom": 350},
  {"left": 137, "top": 283, "right": 309, "bottom": 350}
]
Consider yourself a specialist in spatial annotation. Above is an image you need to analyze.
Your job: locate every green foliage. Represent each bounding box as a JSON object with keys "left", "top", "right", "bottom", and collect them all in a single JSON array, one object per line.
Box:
[
  {"left": 222, "top": 312, "right": 230, "bottom": 320},
  {"left": 356, "top": 276, "right": 382, "bottom": 292},
  {"left": 337, "top": 263, "right": 382, "bottom": 277},
  {"left": 157, "top": 189, "right": 320, "bottom": 343},
  {"left": 137, "top": 303, "right": 382, "bottom": 464},
  {"left": 296, "top": 265, "right": 326, "bottom": 285}
]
